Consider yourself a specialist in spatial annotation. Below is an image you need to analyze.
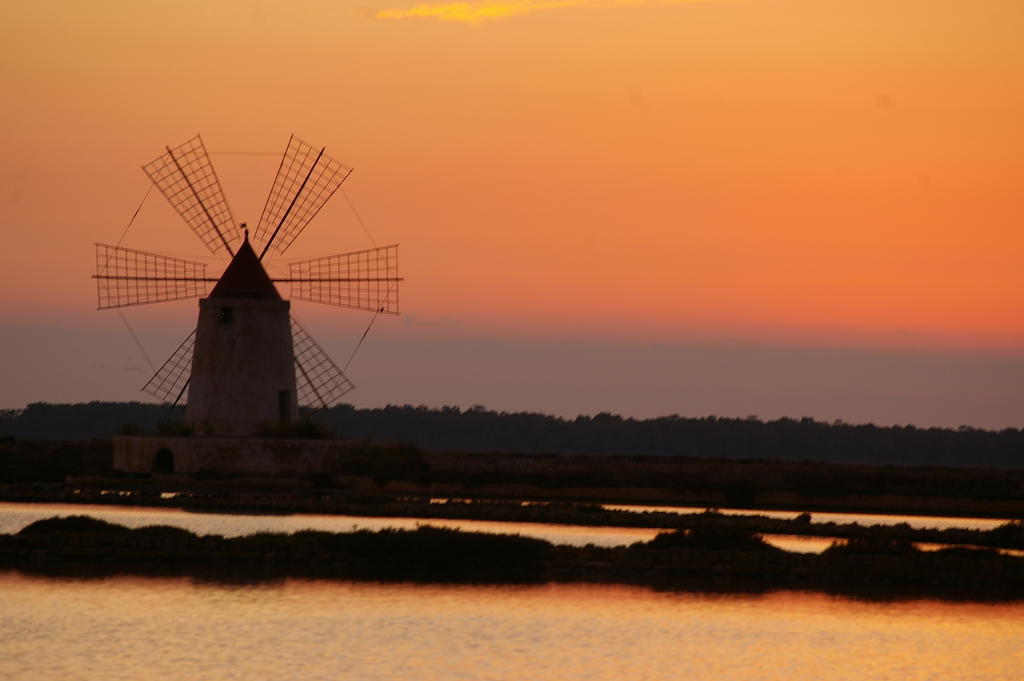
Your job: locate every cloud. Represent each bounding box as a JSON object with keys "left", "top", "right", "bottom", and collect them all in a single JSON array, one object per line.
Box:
[{"left": 374, "top": 0, "right": 696, "bottom": 25}]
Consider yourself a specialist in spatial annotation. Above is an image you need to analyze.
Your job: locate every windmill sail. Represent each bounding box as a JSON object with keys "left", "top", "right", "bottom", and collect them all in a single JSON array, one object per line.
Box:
[
  {"left": 291, "top": 317, "right": 355, "bottom": 409},
  {"left": 285, "top": 244, "right": 401, "bottom": 314},
  {"left": 94, "top": 243, "right": 212, "bottom": 309},
  {"left": 143, "top": 135, "right": 238, "bottom": 255},
  {"left": 142, "top": 329, "right": 196, "bottom": 405},
  {"left": 254, "top": 135, "right": 353, "bottom": 259}
]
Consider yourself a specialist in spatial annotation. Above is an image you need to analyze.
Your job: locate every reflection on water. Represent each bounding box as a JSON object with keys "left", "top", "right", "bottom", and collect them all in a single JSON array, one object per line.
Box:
[
  {"left": 1, "top": 572, "right": 1022, "bottom": 681},
  {"left": 761, "top": 534, "right": 837, "bottom": 553}
]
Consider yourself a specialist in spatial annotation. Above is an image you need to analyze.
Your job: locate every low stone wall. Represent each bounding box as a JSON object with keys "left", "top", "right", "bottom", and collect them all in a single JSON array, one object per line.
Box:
[{"left": 113, "top": 436, "right": 357, "bottom": 476}]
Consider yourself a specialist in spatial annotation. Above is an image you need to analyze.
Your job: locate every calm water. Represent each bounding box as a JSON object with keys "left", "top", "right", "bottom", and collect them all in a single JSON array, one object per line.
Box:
[
  {"left": 3, "top": 502, "right": 1023, "bottom": 680},
  {"left": 2, "top": 573, "right": 1022, "bottom": 681}
]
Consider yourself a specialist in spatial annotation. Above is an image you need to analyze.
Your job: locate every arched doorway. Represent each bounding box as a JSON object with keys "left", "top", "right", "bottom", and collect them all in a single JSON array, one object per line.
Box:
[{"left": 153, "top": 448, "right": 174, "bottom": 474}]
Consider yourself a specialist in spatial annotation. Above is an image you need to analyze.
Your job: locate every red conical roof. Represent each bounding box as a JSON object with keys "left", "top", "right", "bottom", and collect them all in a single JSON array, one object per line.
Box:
[{"left": 209, "top": 235, "right": 281, "bottom": 299}]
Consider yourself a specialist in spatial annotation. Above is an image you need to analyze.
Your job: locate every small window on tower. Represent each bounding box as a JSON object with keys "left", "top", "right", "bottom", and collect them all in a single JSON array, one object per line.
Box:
[
  {"left": 219, "top": 307, "right": 233, "bottom": 325},
  {"left": 278, "top": 390, "right": 291, "bottom": 424}
]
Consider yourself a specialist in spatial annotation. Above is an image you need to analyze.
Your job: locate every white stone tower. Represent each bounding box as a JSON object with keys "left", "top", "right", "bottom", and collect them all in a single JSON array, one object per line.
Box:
[{"left": 186, "top": 234, "right": 299, "bottom": 435}]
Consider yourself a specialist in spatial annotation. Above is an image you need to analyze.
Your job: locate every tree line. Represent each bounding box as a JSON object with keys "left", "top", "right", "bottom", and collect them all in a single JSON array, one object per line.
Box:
[{"left": 1, "top": 401, "right": 1021, "bottom": 468}]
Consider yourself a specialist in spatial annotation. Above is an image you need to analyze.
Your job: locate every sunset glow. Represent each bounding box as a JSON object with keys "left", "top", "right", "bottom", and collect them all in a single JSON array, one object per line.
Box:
[
  {"left": 375, "top": 0, "right": 700, "bottom": 25},
  {"left": 1, "top": 0, "right": 1021, "bottom": 425}
]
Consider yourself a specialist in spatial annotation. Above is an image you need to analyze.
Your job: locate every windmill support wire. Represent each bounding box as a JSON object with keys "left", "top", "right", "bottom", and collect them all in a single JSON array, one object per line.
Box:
[
  {"left": 272, "top": 277, "right": 398, "bottom": 283},
  {"left": 340, "top": 187, "right": 378, "bottom": 247},
  {"left": 343, "top": 280, "right": 398, "bottom": 373},
  {"left": 333, "top": 188, "right": 394, "bottom": 374},
  {"left": 209, "top": 151, "right": 280, "bottom": 156},
  {"left": 101, "top": 184, "right": 160, "bottom": 373},
  {"left": 98, "top": 184, "right": 154, "bottom": 276},
  {"left": 117, "top": 309, "right": 157, "bottom": 373},
  {"left": 93, "top": 276, "right": 220, "bottom": 280}
]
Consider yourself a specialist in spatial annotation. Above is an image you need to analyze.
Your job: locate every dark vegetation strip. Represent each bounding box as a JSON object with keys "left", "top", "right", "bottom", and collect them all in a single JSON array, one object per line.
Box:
[
  {"left": 5, "top": 483, "right": 1024, "bottom": 552},
  {"left": 3, "top": 439, "right": 1024, "bottom": 520},
  {"left": 3, "top": 402, "right": 1023, "bottom": 468},
  {"left": 3, "top": 516, "right": 1024, "bottom": 601}
]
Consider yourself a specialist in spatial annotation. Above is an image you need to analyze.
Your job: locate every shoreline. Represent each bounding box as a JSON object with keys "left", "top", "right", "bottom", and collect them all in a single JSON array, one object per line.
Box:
[
  {"left": 3, "top": 515, "right": 1023, "bottom": 603},
  {"left": 6, "top": 439, "right": 1024, "bottom": 520},
  {"left": 3, "top": 485, "right": 1022, "bottom": 553}
]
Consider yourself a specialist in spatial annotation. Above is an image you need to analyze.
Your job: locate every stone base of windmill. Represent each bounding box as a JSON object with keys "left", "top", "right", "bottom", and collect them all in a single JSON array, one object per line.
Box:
[{"left": 113, "top": 435, "right": 362, "bottom": 477}]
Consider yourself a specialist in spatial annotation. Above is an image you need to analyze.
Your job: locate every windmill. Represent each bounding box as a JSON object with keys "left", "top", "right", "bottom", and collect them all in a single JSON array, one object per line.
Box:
[{"left": 95, "top": 134, "right": 401, "bottom": 436}]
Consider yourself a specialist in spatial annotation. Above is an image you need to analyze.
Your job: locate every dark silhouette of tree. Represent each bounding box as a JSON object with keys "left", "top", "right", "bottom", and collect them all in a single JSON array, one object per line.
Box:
[{"left": 1, "top": 402, "right": 1022, "bottom": 469}]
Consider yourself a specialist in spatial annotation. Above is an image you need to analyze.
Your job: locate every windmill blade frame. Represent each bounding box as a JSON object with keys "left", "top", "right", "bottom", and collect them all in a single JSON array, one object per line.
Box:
[
  {"left": 283, "top": 244, "right": 401, "bottom": 314},
  {"left": 143, "top": 134, "right": 239, "bottom": 256},
  {"left": 94, "top": 243, "right": 215, "bottom": 309},
  {"left": 142, "top": 328, "right": 196, "bottom": 406},
  {"left": 291, "top": 317, "right": 355, "bottom": 410},
  {"left": 254, "top": 134, "right": 353, "bottom": 259}
]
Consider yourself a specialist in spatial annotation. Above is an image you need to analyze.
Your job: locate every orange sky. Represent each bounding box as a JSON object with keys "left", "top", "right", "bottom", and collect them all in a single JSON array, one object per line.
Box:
[{"left": 1, "top": 0, "right": 1021, "bottom": 423}]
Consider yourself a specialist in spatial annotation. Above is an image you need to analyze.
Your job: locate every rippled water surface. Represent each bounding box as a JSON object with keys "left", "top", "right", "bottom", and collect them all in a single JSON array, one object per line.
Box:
[{"left": 2, "top": 573, "right": 1022, "bottom": 681}]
